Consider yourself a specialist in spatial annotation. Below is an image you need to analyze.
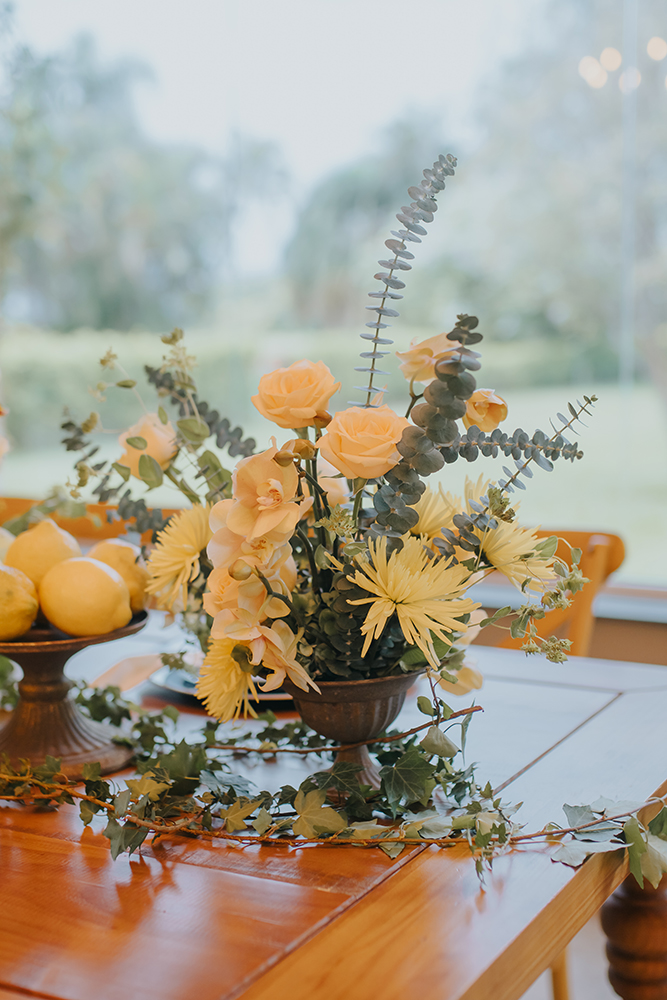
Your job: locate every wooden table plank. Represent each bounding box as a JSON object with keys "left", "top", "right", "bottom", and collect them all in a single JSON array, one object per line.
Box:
[
  {"left": 0, "top": 828, "right": 354, "bottom": 1000},
  {"left": 240, "top": 843, "right": 627, "bottom": 1000}
]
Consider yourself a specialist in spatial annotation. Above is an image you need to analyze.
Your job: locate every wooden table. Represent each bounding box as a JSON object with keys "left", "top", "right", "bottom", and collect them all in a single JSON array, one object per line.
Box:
[{"left": 1, "top": 635, "right": 667, "bottom": 1000}]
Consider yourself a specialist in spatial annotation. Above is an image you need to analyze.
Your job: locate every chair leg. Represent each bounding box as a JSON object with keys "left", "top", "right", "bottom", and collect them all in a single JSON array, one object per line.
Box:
[{"left": 550, "top": 948, "right": 570, "bottom": 1000}]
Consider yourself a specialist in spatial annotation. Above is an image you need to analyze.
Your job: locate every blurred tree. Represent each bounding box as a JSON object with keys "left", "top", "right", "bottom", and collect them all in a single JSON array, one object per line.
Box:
[
  {"left": 442, "top": 0, "right": 667, "bottom": 396},
  {"left": 0, "top": 32, "right": 285, "bottom": 330},
  {"left": 284, "top": 0, "right": 667, "bottom": 398}
]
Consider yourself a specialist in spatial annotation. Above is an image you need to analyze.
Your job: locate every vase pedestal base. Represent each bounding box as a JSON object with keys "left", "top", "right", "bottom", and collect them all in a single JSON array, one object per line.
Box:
[{"left": 0, "top": 613, "right": 147, "bottom": 781}]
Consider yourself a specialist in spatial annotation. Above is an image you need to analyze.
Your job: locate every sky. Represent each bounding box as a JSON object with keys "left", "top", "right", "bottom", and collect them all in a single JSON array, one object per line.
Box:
[{"left": 9, "top": 0, "right": 532, "bottom": 270}]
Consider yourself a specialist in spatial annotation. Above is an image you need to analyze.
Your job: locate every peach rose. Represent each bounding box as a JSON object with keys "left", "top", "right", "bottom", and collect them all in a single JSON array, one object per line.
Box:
[
  {"left": 117, "top": 413, "right": 177, "bottom": 479},
  {"left": 396, "top": 333, "right": 463, "bottom": 384},
  {"left": 462, "top": 390, "right": 508, "bottom": 432},
  {"left": 252, "top": 359, "right": 341, "bottom": 429},
  {"left": 317, "top": 405, "right": 410, "bottom": 481},
  {"left": 226, "top": 441, "right": 313, "bottom": 540}
]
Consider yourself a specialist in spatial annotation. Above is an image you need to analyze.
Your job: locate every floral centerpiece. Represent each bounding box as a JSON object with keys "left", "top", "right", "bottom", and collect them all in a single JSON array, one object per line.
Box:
[
  {"left": 62, "top": 152, "right": 590, "bottom": 729},
  {"left": 10, "top": 151, "right": 667, "bottom": 887}
]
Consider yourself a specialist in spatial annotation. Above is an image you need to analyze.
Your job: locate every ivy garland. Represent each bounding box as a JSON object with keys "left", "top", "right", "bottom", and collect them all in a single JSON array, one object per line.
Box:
[{"left": 1, "top": 662, "right": 666, "bottom": 884}]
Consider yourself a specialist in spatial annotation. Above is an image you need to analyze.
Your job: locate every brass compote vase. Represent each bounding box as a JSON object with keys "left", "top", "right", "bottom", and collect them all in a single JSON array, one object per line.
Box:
[
  {"left": 0, "top": 611, "right": 148, "bottom": 779},
  {"left": 283, "top": 671, "right": 422, "bottom": 789}
]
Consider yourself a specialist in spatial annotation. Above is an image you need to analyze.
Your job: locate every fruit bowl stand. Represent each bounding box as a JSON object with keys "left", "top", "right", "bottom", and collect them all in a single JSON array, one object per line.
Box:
[{"left": 0, "top": 611, "right": 148, "bottom": 779}]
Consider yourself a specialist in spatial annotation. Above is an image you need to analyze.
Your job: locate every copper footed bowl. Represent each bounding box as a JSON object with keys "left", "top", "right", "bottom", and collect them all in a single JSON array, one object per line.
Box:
[
  {"left": 283, "top": 671, "right": 422, "bottom": 789},
  {"left": 0, "top": 611, "right": 148, "bottom": 779}
]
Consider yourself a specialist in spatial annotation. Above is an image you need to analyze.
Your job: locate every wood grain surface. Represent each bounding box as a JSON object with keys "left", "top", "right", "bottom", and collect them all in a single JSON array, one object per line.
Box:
[{"left": 1, "top": 634, "right": 665, "bottom": 1000}]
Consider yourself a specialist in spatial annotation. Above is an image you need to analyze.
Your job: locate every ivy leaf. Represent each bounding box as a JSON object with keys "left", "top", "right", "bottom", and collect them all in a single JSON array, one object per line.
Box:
[
  {"left": 572, "top": 822, "right": 622, "bottom": 842},
  {"left": 33, "top": 756, "right": 63, "bottom": 781},
  {"left": 220, "top": 798, "right": 261, "bottom": 833},
  {"left": 563, "top": 803, "right": 597, "bottom": 829},
  {"left": 82, "top": 762, "right": 101, "bottom": 781},
  {"left": 624, "top": 816, "right": 648, "bottom": 887},
  {"left": 380, "top": 748, "right": 436, "bottom": 817},
  {"left": 151, "top": 740, "right": 207, "bottom": 796},
  {"left": 378, "top": 837, "right": 405, "bottom": 859},
  {"left": 103, "top": 817, "right": 124, "bottom": 860},
  {"left": 125, "top": 436, "right": 147, "bottom": 450},
  {"left": 125, "top": 774, "right": 171, "bottom": 802},
  {"left": 417, "top": 696, "right": 434, "bottom": 717},
  {"left": 552, "top": 839, "right": 625, "bottom": 868},
  {"left": 79, "top": 800, "right": 98, "bottom": 826},
  {"left": 252, "top": 807, "right": 273, "bottom": 836},
  {"left": 460, "top": 707, "right": 474, "bottom": 756},
  {"left": 419, "top": 816, "right": 453, "bottom": 838},
  {"left": 292, "top": 789, "right": 347, "bottom": 838},
  {"left": 350, "top": 821, "right": 381, "bottom": 840},
  {"left": 419, "top": 725, "right": 458, "bottom": 758},
  {"left": 401, "top": 646, "right": 429, "bottom": 667},
  {"left": 157, "top": 406, "right": 169, "bottom": 424},
  {"left": 113, "top": 788, "right": 132, "bottom": 817},
  {"left": 648, "top": 807, "right": 667, "bottom": 841},
  {"left": 138, "top": 454, "right": 163, "bottom": 489},
  {"left": 177, "top": 417, "right": 210, "bottom": 443},
  {"left": 312, "top": 761, "right": 363, "bottom": 795},
  {"left": 645, "top": 835, "right": 667, "bottom": 888}
]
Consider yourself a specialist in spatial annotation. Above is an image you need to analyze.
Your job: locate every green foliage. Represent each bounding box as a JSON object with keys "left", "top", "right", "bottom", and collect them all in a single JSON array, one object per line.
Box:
[{"left": 380, "top": 747, "right": 436, "bottom": 817}]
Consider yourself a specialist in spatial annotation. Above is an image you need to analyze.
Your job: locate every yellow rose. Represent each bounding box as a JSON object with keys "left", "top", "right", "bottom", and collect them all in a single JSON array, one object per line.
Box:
[
  {"left": 396, "top": 332, "right": 463, "bottom": 384},
  {"left": 317, "top": 405, "right": 410, "bottom": 481},
  {"left": 252, "top": 359, "right": 341, "bottom": 429},
  {"left": 117, "top": 413, "right": 177, "bottom": 479},
  {"left": 462, "top": 389, "right": 508, "bottom": 432}
]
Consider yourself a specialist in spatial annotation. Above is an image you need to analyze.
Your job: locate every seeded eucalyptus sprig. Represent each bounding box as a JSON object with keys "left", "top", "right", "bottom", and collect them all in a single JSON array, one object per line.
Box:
[{"left": 354, "top": 153, "right": 457, "bottom": 408}]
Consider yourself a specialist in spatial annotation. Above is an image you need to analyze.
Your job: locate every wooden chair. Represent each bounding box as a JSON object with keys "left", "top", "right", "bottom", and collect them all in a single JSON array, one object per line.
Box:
[{"left": 499, "top": 529, "right": 626, "bottom": 658}]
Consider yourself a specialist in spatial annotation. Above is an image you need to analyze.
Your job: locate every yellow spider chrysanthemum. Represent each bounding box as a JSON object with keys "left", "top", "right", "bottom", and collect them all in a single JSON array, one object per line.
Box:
[
  {"left": 410, "top": 484, "right": 458, "bottom": 539},
  {"left": 456, "top": 477, "right": 557, "bottom": 590},
  {"left": 480, "top": 520, "right": 557, "bottom": 590},
  {"left": 348, "top": 535, "right": 478, "bottom": 669},
  {"left": 197, "top": 637, "right": 259, "bottom": 721},
  {"left": 146, "top": 505, "right": 212, "bottom": 611}
]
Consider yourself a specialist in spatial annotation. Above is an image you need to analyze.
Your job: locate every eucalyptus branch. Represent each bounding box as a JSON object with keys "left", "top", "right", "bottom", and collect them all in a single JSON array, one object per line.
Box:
[{"left": 165, "top": 466, "right": 201, "bottom": 505}]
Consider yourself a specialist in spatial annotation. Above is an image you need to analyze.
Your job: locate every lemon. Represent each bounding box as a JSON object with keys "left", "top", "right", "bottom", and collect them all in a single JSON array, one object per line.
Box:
[
  {"left": 4, "top": 519, "right": 81, "bottom": 586},
  {"left": 0, "top": 526, "right": 15, "bottom": 561},
  {"left": 87, "top": 538, "right": 149, "bottom": 614},
  {"left": 39, "top": 557, "right": 132, "bottom": 637},
  {"left": 0, "top": 565, "right": 39, "bottom": 640}
]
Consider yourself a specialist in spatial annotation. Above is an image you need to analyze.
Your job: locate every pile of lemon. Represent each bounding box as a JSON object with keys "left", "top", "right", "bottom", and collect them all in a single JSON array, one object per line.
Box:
[{"left": 0, "top": 520, "right": 149, "bottom": 641}]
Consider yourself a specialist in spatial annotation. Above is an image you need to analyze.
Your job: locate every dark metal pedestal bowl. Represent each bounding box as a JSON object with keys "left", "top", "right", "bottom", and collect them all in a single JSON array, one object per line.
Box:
[
  {"left": 0, "top": 611, "right": 148, "bottom": 779},
  {"left": 283, "top": 671, "right": 422, "bottom": 789}
]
